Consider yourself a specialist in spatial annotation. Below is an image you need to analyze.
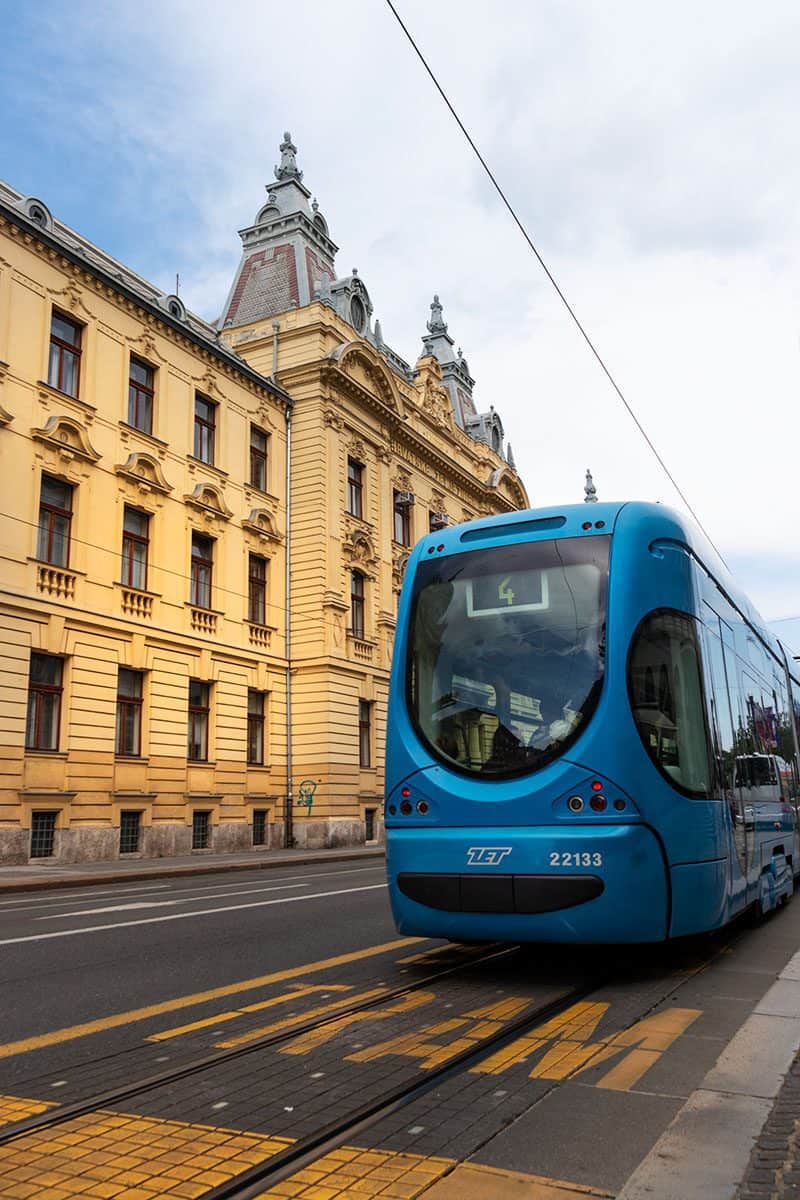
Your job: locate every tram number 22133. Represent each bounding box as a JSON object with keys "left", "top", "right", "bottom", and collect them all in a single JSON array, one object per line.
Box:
[{"left": 549, "top": 851, "right": 604, "bottom": 867}]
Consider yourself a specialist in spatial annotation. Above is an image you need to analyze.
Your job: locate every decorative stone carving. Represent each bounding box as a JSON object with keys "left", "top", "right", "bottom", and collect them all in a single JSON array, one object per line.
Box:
[
  {"left": 392, "top": 467, "right": 412, "bottom": 492},
  {"left": 275, "top": 131, "right": 302, "bottom": 181},
  {"left": 31, "top": 415, "right": 100, "bottom": 466},
  {"left": 323, "top": 409, "right": 343, "bottom": 432},
  {"left": 343, "top": 530, "right": 378, "bottom": 577},
  {"left": 115, "top": 452, "right": 172, "bottom": 496},
  {"left": 392, "top": 548, "right": 410, "bottom": 589},
  {"left": 328, "top": 342, "right": 406, "bottom": 419},
  {"left": 242, "top": 507, "right": 283, "bottom": 544},
  {"left": 184, "top": 482, "right": 233, "bottom": 521},
  {"left": 347, "top": 436, "right": 366, "bottom": 460}
]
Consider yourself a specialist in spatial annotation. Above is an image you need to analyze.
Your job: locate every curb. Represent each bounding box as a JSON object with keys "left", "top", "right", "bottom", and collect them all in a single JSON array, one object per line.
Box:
[
  {"left": 0, "top": 848, "right": 385, "bottom": 895},
  {"left": 616, "top": 947, "right": 800, "bottom": 1200}
]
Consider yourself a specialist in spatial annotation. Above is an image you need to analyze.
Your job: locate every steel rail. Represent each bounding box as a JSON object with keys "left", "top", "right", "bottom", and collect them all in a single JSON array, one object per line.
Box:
[
  {"left": 0, "top": 942, "right": 519, "bottom": 1145},
  {"left": 200, "top": 976, "right": 606, "bottom": 1200}
]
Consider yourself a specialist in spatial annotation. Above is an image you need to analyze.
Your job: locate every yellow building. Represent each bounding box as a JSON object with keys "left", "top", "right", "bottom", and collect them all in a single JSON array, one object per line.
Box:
[{"left": 0, "top": 135, "right": 528, "bottom": 864}]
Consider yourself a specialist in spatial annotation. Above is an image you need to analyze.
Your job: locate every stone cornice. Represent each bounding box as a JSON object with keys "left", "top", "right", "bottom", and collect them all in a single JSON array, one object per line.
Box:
[{"left": 0, "top": 204, "right": 292, "bottom": 408}]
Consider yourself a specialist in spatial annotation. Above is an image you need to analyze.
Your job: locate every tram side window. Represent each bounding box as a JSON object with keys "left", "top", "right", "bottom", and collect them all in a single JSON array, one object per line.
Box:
[
  {"left": 699, "top": 623, "right": 736, "bottom": 798},
  {"left": 628, "top": 611, "right": 712, "bottom": 796}
]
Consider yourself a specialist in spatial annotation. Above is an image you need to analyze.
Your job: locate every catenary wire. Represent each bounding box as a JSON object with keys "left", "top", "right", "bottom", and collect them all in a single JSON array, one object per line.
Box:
[
  {"left": 383, "top": 0, "right": 724, "bottom": 562},
  {"left": 0, "top": 508, "right": 374, "bottom": 633}
]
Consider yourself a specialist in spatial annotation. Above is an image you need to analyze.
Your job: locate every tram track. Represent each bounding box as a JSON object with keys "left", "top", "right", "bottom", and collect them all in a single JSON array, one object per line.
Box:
[
  {"left": 0, "top": 941, "right": 526, "bottom": 1146},
  {"left": 200, "top": 977, "right": 606, "bottom": 1200},
  {"left": 0, "top": 921, "right": 752, "bottom": 1200}
]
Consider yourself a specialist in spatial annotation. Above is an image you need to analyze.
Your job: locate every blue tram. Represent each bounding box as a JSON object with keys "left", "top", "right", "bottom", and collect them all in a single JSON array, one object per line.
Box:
[{"left": 384, "top": 502, "right": 800, "bottom": 943}]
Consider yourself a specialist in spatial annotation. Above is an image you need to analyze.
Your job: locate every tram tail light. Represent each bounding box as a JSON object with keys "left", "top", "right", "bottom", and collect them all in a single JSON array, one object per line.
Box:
[{"left": 590, "top": 794, "right": 607, "bottom": 812}]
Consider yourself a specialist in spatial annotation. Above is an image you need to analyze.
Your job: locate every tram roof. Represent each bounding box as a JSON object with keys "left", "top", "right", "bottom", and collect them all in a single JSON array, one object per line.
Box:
[{"left": 434, "top": 501, "right": 793, "bottom": 675}]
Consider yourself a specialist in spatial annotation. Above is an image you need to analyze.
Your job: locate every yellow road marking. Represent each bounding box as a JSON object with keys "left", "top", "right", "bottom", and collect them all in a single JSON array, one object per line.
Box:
[
  {"left": 0, "top": 937, "right": 422, "bottom": 1061},
  {"left": 281, "top": 990, "right": 435, "bottom": 1056},
  {"left": 147, "top": 983, "right": 352, "bottom": 1042},
  {"left": 215, "top": 986, "right": 391, "bottom": 1049},
  {"left": 474, "top": 1000, "right": 702, "bottom": 1091},
  {"left": 348, "top": 996, "right": 531, "bottom": 1069}
]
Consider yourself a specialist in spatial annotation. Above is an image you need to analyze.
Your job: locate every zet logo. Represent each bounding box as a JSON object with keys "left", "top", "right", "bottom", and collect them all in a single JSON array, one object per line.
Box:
[{"left": 466, "top": 846, "right": 512, "bottom": 867}]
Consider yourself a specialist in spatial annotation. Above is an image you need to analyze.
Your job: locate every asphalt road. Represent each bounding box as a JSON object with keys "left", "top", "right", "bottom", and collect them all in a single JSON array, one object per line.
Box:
[{"left": 0, "top": 859, "right": 397, "bottom": 1088}]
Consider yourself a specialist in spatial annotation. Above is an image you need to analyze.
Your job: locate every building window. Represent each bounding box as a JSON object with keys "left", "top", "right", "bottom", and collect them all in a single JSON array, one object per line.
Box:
[
  {"left": 37, "top": 475, "right": 73, "bottom": 567},
  {"left": 247, "top": 690, "right": 266, "bottom": 765},
  {"left": 253, "top": 809, "right": 268, "bottom": 846},
  {"left": 121, "top": 507, "right": 149, "bottom": 591},
  {"left": 26, "top": 654, "right": 64, "bottom": 751},
  {"left": 128, "top": 358, "right": 155, "bottom": 434},
  {"left": 30, "top": 811, "right": 57, "bottom": 858},
  {"left": 250, "top": 426, "right": 268, "bottom": 491},
  {"left": 188, "top": 680, "right": 210, "bottom": 761},
  {"left": 359, "top": 699, "right": 372, "bottom": 768},
  {"left": 119, "top": 811, "right": 141, "bottom": 854},
  {"left": 192, "top": 810, "right": 211, "bottom": 850},
  {"left": 347, "top": 459, "right": 364, "bottom": 518},
  {"left": 190, "top": 533, "right": 213, "bottom": 609},
  {"left": 48, "top": 311, "right": 82, "bottom": 397},
  {"left": 194, "top": 394, "right": 216, "bottom": 464},
  {"left": 365, "top": 807, "right": 377, "bottom": 842},
  {"left": 351, "top": 570, "right": 365, "bottom": 640},
  {"left": 248, "top": 554, "right": 267, "bottom": 625},
  {"left": 116, "top": 668, "right": 143, "bottom": 757},
  {"left": 393, "top": 491, "right": 411, "bottom": 546}
]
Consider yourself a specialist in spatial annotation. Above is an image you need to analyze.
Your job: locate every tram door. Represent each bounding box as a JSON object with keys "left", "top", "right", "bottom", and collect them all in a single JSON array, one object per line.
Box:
[
  {"left": 701, "top": 615, "right": 748, "bottom": 908},
  {"left": 729, "top": 660, "right": 764, "bottom": 902}
]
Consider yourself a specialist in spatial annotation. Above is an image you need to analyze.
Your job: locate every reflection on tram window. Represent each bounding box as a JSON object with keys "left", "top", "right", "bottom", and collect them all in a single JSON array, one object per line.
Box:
[
  {"left": 628, "top": 611, "right": 712, "bottom": 797},
  {"left": 408, "top": 536, "right": 609, "bottom": 778}
]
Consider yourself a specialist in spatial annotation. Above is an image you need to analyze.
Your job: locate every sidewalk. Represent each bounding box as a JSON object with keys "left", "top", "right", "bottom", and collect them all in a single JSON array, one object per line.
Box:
[{"left": 0, "top": 844, "right": 385, "bottom": 894}]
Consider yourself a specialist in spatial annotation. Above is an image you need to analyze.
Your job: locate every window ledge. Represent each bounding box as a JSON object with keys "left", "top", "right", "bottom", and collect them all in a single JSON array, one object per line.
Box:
[
  {"left": 114, "top": 756, "right": 150, "bottom": 764},
  {"left": 187, "top": 455, "right": 229, "bottom": 480},
  {"left": 119, "top": 421, "right": 168, "bottom": 450},
  {"left": 21, "top": 754, "right": 70, "bottom": 763},
  {"left": 37, "top": 380, "right": 96, "bottom": 412},
  {"left": 245, "top": 484, "right": 281, "bottom": 505},
  {"left": 28, "top": 557, "right": 86, "bottom": 576}
]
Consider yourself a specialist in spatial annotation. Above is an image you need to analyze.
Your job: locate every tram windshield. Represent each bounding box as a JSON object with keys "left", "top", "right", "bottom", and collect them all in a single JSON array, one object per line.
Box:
[{"left": 407, "top": 535, "right": 610, "bottom": 777}]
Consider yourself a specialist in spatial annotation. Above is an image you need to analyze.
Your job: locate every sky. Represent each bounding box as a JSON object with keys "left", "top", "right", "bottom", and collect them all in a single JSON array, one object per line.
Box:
[{"left": 1, "top": 0, "right": 798, "bottom": 654}]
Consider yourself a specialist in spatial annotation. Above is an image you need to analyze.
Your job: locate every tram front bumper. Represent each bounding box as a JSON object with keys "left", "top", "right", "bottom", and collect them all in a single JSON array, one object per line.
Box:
[{"left": 386, "top": 823, "right": 668, "bottom": 943}]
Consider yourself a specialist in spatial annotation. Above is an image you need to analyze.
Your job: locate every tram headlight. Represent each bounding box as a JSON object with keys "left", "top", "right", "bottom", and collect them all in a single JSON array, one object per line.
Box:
[{"left": 567, "top": 795, "right": 584, "bottom": 813}]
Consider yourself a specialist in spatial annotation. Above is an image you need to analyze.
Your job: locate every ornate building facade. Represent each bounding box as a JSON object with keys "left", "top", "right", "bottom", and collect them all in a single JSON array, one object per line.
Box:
[{"left": 0, "top": 134, "right": 528, "bottom": 863}]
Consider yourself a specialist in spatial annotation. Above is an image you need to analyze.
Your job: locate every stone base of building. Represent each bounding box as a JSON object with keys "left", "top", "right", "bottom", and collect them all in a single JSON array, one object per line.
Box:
[{"left": 0, "top": 814, "right": 384, "bottom": 866}]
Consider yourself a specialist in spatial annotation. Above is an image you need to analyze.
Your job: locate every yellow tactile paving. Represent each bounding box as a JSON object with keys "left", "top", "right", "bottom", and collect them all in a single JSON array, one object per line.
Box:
[
  {"left": 0, "top": 1108, "right": 292, "bottom": 1199},
  {"left": 256, "top": 1146, "right": 454, "bottom": 1199},
  {"left": 0, "top": 1094, "right": 55, "bottom": 1128},
  {"left": 420, "top": 1162, "right": 613, "bottom": 1199},
  {"left": 0, "top": 1095, "right": 598, "bottom": 1200}
]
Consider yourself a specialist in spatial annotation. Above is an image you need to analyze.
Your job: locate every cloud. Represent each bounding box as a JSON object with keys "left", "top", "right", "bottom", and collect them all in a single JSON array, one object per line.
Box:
[{"left": 2, "top": 0, "right": 799, "bottom": 627}]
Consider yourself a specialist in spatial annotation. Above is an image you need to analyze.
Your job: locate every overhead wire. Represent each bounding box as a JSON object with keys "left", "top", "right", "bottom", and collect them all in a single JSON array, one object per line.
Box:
[
  {"left": 0, "top": 509, "right": 375, "bottom": 636},
  {"left": 383, "top": 0, "right": 724, "bottom": 561}
]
